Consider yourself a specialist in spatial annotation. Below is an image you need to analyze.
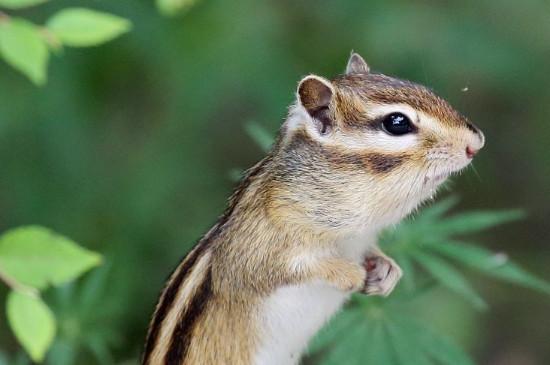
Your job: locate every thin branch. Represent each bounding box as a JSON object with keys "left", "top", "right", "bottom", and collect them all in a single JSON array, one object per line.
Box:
[
  {"left": 0, "top": 10, "right": 9, "bottom": 23},
  {"left": 39, "top": 27, "right": 62, "bottom": 50},
  {"left": 0, "top": 265, "right": 39, "bottom": 298}
]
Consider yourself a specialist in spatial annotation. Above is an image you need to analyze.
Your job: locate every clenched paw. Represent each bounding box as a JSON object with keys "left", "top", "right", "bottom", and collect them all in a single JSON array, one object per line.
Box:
[{"left": 361, "top": 255, "right": 402, "bottom": 296}]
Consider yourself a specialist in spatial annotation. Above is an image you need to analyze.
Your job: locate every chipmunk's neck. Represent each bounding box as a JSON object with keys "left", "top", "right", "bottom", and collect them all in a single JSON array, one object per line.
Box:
[{"left": 220, "top": 154, "right": 337, "bottom": 245}]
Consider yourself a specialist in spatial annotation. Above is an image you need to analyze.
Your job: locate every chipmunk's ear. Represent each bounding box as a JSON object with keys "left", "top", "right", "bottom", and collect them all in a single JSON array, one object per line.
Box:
[
  {"left": 297, "top": 75, "right": 334, "bottom": 134},
  {"left": 345, "top": 52, "right": 370, "bottom": 74}
]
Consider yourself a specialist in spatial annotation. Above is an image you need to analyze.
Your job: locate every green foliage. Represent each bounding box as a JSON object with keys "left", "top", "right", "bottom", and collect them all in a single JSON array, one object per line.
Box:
[
  {"left": 410, "top": 250, "right": 487, "bottom": 310},
  {"left": 244, "top": 121, "right": 274, "bottom": 153},
  {"left": 46, "top": 8, "right": 131, "bottom": 48},
  {"left": 6, "top": 292, "right": 56, "bottom": 363},
  {"left": 0, "top": 4, "right": 130, "bottom": 85},
  {"left": 310, "top": 297, "right": 476, "bottom": 365},
  {"left": 0, "top": 226, "right": 101, "bottom": 290},
  {"left": 305, "top": 199, "right": 550, "bottom": 364},
  {"left": 0, "top": 0, "right": 46, "bottom": 9},
  {"left": 425, "top": 241, "right": 550, "bottom": 294},
  {"left": 156, "top": 0, "right": 199, "bottom": 17},
  {"left": 0, "top": 226, "right": 101, "bottom": 362},
  {"left": 45, "top": 265, "right": 124, "bottom": 365},
  {"left": 1, "top": 0, "right": 550, "bottom": 363},
  {"left": 0, "top": 18, "right": 48, "bottom": 85}
]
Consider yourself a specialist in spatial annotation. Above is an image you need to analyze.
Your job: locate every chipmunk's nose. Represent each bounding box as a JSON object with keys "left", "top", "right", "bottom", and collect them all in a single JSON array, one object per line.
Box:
[
  {"left": 466, "top": 145, "right": 479, "bottom": 159},
  {"left": 464, "top": 121, "right": 485, "bottom": 159}
]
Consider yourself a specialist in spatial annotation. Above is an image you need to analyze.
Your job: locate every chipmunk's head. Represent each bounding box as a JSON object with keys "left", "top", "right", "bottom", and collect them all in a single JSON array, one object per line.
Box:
[{"left": 271, "top": 52, "right": 484, "bottom": 233}]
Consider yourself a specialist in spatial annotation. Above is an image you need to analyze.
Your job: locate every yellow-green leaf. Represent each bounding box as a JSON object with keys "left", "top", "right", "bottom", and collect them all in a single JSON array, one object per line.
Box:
[
  {"left": 46, "top": 8, "right": 131, "bottom": 47},
  {"left": 0, "top": 226, "right": 102, "bottom": 290},
  {"left": 0, "top": 18, "right": 48, "bottom": 85},
  {"left": 156, "top": 0, "right": 198, "bottom": 16},
  {"left": 0, "top": 0, "right": 47, "bottom": 9},
  {"left": 6, "top": 291, "right": 56, "bottom": 362}
]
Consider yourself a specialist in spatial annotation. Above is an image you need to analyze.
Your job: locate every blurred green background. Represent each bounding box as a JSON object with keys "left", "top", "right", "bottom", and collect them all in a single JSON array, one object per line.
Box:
[{"left": 1, "top": 0, "right": 549, "bottom": 364}]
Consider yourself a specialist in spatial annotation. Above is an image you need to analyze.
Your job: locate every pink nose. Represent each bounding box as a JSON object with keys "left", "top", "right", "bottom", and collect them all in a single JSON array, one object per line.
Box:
[{"left": 466, "top": 146, "right": 478, "bottom": 159}]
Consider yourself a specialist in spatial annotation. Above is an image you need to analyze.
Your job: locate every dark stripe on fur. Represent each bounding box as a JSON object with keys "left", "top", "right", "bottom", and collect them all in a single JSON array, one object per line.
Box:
[
  {"left": 365, "top": 153, "right": 405, "bottom": 173},
  {"left": 142, "top": 243, "right": 210, "bottom": 364},
  {"left": 142, "top": 156, "right": 271, "bottom": 364},
  {"left": 288, "top": 129, "right": 406, "bottom": 173},
  {"left": 164, "top": 268, "right": 212, "bottom": 364}
]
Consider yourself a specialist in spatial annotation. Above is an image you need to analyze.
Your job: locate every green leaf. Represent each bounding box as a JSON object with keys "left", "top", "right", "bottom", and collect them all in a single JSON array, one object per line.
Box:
[
  {"left": 395, "top": 315, "right": 474, "bottom": 365},
  {"left": 433, "top": 209, "right": 524, "bottom": 236},
  {"left": 156, "top": 0, "right": 199, "bottom": 16},
  {"left": 308, "top": 308, "right": 363, "bottom": 353},
  {"left": 381, "top": 198, "right": 460, "bottom": 247},
  {"left": 416, "top": 196, "right": 459, "bottom": 223},
  {"left": 6, "top": 291, "right": 56, "bottom": 362},
  {"left": 0, "top": 18, "right": 48, "bottom": 85},
  {"left": 0, "top": 226, "right": 102, "bottom": 290},
  {"left": 426, "top": 241, "right": 550, "bottom": 294},
  {"left": 392, "top": 253, "right": 416, "bottom": 291},
  {"left": 318, "top": 322, "right": 368, "bottom": 365},
  {"left": 421, "top": 330, "right": 474, "bottom": 365},
  {"left": 363, "top": 322, "right": 396, "bottom": 365},
  {"left": 46, "top": 8, "right": 131, "bottom": 47},
  {"left": 386, "top": 320, "right": 434, "bottom": 365},
  {"left": 411, "top": 251, "right": 487, "bottom": 310},
  {"left": 244, "top": 121, "right": 274, "bottom": 152},
  {"left": 0, "top": 0, "right": 47, "bottom": 9}
]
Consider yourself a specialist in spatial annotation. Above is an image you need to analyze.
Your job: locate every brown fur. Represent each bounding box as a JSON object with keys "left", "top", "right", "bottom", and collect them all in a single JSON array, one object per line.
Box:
[
  {"left": 333, "top": 73, "right": 473, "bottom": 130},
  {"left": 143, "top": 151, "right": 367, "bottom": 364}
]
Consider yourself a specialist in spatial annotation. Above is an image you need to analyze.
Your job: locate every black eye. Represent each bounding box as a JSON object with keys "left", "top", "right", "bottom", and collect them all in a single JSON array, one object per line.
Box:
[{"left": 382, "top": 113, "right": 414, "bottom": 136}]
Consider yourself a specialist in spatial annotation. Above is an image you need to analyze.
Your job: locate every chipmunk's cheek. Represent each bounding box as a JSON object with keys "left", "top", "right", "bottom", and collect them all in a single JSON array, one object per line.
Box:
[{"left": 364, "top": 153, "right": 406, "bottom": 174}]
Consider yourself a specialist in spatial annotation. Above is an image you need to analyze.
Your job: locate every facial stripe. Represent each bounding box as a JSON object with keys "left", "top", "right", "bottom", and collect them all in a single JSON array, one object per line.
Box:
[
  {"left": 365, "top": 153, "right": 406, "bottom": 173},
  {"left": 288, "top": 129, "right": 408, "bottom": 174}
]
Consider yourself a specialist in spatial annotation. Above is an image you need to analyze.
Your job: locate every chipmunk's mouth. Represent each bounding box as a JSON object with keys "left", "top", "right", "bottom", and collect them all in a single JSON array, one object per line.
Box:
[{"left": 424, "top": 157, "right": 472, "bottom": 185}]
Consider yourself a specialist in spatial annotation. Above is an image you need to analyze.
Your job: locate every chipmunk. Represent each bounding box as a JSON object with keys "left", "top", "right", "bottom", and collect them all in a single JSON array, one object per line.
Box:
[{"left": 142, "top": 52, "right": 485, "bottom": 365}]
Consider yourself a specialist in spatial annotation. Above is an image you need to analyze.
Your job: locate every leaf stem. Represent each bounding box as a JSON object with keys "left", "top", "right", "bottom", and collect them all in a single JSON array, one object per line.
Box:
[
  {"left": 39, "top": 27, "right": 62, "bottom": 50},
  {"left": 0, "top": 11, "right": 60, "bottom": 49},
  {"left": 0, "top": 266, "right": 39, "bottom": 298}
]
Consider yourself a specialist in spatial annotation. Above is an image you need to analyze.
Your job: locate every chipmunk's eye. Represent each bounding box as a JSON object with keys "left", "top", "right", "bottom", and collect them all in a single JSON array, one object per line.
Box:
[{"left": 382, "top": 113, "right": 413, "bottom": 136}]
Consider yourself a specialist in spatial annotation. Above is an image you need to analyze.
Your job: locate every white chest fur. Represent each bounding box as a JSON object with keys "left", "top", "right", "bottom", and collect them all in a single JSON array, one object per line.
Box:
[
  {"left": 253, "top": 281, "right": 349, "bottom": 365},
  {"left": 252, "top": 233, "right": 377, "bottom": 365}
]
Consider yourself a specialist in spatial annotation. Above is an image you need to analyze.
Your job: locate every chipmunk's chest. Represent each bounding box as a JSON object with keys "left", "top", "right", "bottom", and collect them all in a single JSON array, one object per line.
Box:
[
  {"left": 253, "top": 282, "right": 350, "bottom": 365},
  {"left": 251, "top": 235, "right": 375, "bottom": 364}
]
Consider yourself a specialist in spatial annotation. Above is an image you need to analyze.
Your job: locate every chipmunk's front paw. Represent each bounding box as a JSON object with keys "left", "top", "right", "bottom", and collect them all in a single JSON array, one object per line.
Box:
[
  {"left": 361, "top": 255, "right": 402, "bottom": 296},
  {"left": 342, "top": 264, "right": 368, "bottom": 292},
  {"left": 323, "top": 260, "right": 367, "bottom": 292}
]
